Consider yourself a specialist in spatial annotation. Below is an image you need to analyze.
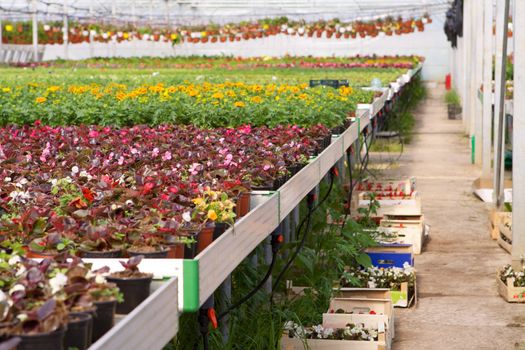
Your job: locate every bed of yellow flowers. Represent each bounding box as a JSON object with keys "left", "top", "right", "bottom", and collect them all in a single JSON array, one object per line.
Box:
[{"left": 0, "top": 81, "right": 373, "bottom": 128}]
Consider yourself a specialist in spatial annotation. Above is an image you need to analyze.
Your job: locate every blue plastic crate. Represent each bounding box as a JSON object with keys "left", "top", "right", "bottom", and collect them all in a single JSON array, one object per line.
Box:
[{"left": 366, "top": 244, "right": 414, "bottom": 268}]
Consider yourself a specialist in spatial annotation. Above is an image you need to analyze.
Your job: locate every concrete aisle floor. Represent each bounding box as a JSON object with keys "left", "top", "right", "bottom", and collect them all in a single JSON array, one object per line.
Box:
[{"left": 375, "top": 84, "right": 525, "bottom": 350}]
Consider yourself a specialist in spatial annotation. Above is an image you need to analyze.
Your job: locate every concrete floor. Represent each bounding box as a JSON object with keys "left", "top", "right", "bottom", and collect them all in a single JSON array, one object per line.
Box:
[{"left": 376, "top": 84, "right": 525, "bottom": 350}]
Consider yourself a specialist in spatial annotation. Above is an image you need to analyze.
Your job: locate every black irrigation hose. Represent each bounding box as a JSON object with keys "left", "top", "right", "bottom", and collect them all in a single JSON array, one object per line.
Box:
[
  {"left": 271, "top": 170, "right": 336, "bottom": 299},
  {"left": 217, "top": 251, "right": 277, "bottom": 321}
]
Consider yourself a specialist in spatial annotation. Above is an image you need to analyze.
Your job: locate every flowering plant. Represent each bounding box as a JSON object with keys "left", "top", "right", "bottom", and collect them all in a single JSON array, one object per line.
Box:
[
  {"left": 284, "top": 321, "right": 379, "bottom": 341},
  {"left": 340, "top": 262, "right": 416, "bottom": 291}
]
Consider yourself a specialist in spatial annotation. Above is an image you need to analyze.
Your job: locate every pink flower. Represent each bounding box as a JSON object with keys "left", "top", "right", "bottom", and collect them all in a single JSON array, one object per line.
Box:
[
  {"left": 152, "top": 147, "right": 160, "bottom": 157},
  {"left": 162, "top": 151, "right": 172, "bottom": 161},
  {"left": 89, "top": 130, "right": 100, "bottom": 138}
]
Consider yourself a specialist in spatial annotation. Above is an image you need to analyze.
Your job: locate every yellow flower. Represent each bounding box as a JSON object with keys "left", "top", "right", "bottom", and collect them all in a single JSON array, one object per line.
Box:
[
  {"left": 2, "top": 87, "right": 11, "bottom": 93},
  {"left": 251, "top": 96, "right": 263, "bottom": 103},
  {"left": 234, "top": 101, "right": 245, "bottom": 108},
  {"left": 212, "top": 92, "right": 224, "bottom": 99},
  {"left": 170, "top": 33, "right": 178, "bottom": 40},
  {"left": 35, "top": 97, "right": 47, "bottom": 104},
  {"left": 5, "top": 24, "right": 13, "bottom": 32},
  {"left": 192, "top": 197, "right": 204, "bottom": 206},
  {"left": 207, "top": 209, "right": 218, "bottom": 221},
  {"left": 47, "top": 86, "right": 60, "bottom": 93},
  {"left": 123, "top": 32, "right": 129, "bottom": 39}
]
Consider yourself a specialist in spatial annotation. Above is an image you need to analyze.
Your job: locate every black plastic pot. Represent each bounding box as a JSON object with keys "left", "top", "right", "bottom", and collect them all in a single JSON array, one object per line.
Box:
[
  {"left": 17, "top": 326, "right": 65, "bottom": 350},
  {"left": 128, "top": 248, "right": 169, "bottom": 259},
  {"left": 64, "top": 312, "right": 91, "bottom": 350},
  {"left": 91, "top": 300, "right": 116, "bottom": 342},
  {"left": 212, "top": 223, "right": 229, "bottom": 240},
  {"left": 80, "top": 249, "right": 122, "bottom": 258},
  {"left": 105, "top": 276, "right": 152, "bottom": 314}
]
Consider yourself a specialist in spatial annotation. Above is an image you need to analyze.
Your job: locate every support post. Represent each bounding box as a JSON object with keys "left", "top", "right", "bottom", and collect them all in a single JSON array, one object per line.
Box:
[
  {"left": 473, "top": 3, "right": 484, "bottom": 165},
  {"left": 493, "top": 0, "right": 510, "bottom": 208},
  {"left": 31, "top": 0, "right": 38, "bottom": 62},
  {"left": 481, "top": 0, "right": 494, "bottom": 180},
  {"left": 512, "top": 0, "right": 525, "bottom": 269},
  {"left": 63, "top": 0, "right": 69, "bottom": 60},
  {"left": 220, "top": 275, "right": 231, "bottom": 341},
  {"left": 462, "top": 0, "right": 471, "bottom": 133}
]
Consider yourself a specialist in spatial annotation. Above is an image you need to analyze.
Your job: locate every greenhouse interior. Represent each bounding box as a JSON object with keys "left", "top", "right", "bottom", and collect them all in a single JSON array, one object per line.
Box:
[{"left": 0, "top": 0, "right": 523, "bottom": 349}]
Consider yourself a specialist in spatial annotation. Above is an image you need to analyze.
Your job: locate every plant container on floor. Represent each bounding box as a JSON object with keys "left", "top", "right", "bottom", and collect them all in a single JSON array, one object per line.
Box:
[
  {"left": 497, "top": 221, "right": 512, "bottom": 254},
  {"left": 340, "top": 264, "right": 417, "bottom": 308},
  {"left": 281, "top": 321, "right": 388, "bottom": 350},
  {"left": 106, "top": 255, "right": 153, "bottom": 314},
  {"left": 497, "top": 265, "right": 525, "bottom": 303}
]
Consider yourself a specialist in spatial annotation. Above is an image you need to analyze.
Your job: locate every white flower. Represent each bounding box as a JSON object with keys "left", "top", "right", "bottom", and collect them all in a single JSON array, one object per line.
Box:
[
  {"left": 323, "top": 327, "right": 334, "bottom": 338},
  {"left": 49, "top": 273, "right": 68, "bottom": 294},
  {"left": 16, "top": 313, "right": 28, "bottom": 322},
  {"left": 71, "top": 166, "right": 80, "bottom": 175},
  {"left": 182, "top": 211, "right": 192, "bottom": 222},
  {"left": 16, "top": 265, "right": 26, "bottom": 277},
  {"left": 43, "top": 24, "right": 50, "bottom": 31},
  {"left": 9, "top": 284, "right": 25, "bottom": 295},
  {"left": 8, "top": 255, "right": 21, "bottom": 265},
  {"left": 3, "top": 177, "right": 11, "bottom": 182},
  {"left": 95, "top": 275, "right": 106, "bottom": 284},
  {"left": 125, "top": 200, "right": 134, "bottom": 207}
]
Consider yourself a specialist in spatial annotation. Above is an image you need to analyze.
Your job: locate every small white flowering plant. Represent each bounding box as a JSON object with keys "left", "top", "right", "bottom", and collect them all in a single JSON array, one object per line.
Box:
[
  {"left": 499, "top": 264, "right": 525, "bottom": 287},
  {"left": 340, "top": 262, "right": 416, "bottom": 292},
  {"left": 284, "top": 321, "right": 379, "bottom": 341}
]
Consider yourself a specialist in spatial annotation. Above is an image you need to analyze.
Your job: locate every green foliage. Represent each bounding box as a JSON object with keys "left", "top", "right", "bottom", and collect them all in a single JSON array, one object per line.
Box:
[
  {"left": 444, "top": 89, "right": 461, "bottom": 107},
  {"left": 383, "top": 75, "right": 425, "bottom": 143}
]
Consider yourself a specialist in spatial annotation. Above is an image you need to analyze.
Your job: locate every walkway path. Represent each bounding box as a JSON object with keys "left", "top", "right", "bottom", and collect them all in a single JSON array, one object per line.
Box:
[{"left": 379, "top": 84, "right": 525, "bottom": 350}]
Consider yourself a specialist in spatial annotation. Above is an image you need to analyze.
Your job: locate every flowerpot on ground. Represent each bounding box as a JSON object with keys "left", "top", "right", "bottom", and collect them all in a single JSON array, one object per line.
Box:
[
  {"left": 236, "top": 192, "right": 251, "bottom": 218},
  {"left": 447, "top": 105, "right": 462, "bottom": 120},
  {"left": 64, "top": 313, "right": 91, "bottom": 350}
]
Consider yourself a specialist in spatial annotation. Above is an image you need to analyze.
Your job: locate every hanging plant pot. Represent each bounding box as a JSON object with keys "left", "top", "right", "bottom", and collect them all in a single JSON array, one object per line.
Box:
[
  {"left": 64, "top": 313, "right": 92, "bottom": 350},
  {"left": 358, "top": 32, "right": 366, "bottom": 38},
  {"left": 343, "top": 33, "right": 350, "bottom": 39},
  {"left": 385, "top": 31, "right": 393, "bottom": 36},
  {"left": 91, "top": 300, "right": 116, "bottom": 342},
  {"left": 235, "top": 36, "right": 241, "bottom": 42},
  {"left": 201, "top": 37, "right": 209, "bottom": 43},
  {"left": 17, "top": 327, "right": 65, "bottom": 350},
  {"left": 220, "top": 36, "right": 227, "bottom": 43},
  {"left": 79, "top": 249, "right": 122, "bottom": 259},
  {"left": 197, "top": 225, "right": 215, "bottom": 253},
  {"left": 335, "top": 33, "right": 342, "bottom": 39},
  {"left": 106, "top": 275, "right": 152, "bottom": 314},
  {"left": 307, "top": 31, "right": 314, "bottom": 37},
  {"left": 351, "top": 32, "right": 357, "bottom": 38},
  {"left": 210, "top": 36, "right": 218, "bottom": 43},
  {"left": 229, "top": 36, "right": 235, "bottom": 42},
  {"left": 316, "top": 30, "right": 323, "bottom": 38}
]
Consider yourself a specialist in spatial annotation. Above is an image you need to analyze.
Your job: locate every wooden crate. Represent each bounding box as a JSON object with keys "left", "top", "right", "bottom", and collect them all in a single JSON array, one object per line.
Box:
[
  {"left": 354, "top": 178, "right": 415, "bottom": 194},
  {"left": 497, "top": 222, "right": 512, "bottom": 254},
  {"left": 322, "top": 314, "right": 391, "bottom": 349},
  {"left": 326, "top": 297, "right": 393, "bottom": 344},
  {"left": 375, "top": 224, "right": 424, "bottom": 255},
  {"left": 281, "top": 324, "right": 388, "bottom": 350},
  {"left": 353, "top": 191, "right": 422, "bottom": 217},
  {"left": 497, "top": 276, "right": 525, "bottom": 303},
  {"left": 337, "top": 281, "right": 416, "bottom": 308},
  {"left": 489, "top": 210, "right": 511, "bottom": 240}
]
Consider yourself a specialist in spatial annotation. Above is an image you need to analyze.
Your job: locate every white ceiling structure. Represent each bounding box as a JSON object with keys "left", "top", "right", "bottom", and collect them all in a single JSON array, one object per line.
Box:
[{"left": 0, "top": 0, "right": 451, "bottom": 25}]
